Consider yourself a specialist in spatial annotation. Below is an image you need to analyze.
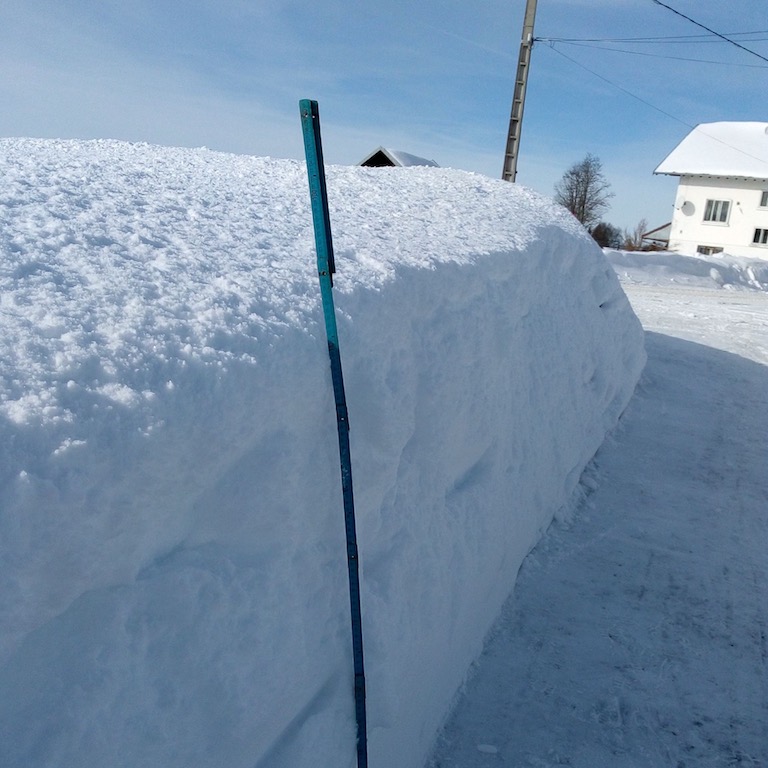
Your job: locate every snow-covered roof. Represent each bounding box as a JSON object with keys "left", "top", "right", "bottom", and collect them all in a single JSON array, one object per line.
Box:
[
  {"left": 358, "top": 146, "right": 439, "bottom": 168},
  {"left": 654, "top": 122, "right": 768, "bottom": 179}
]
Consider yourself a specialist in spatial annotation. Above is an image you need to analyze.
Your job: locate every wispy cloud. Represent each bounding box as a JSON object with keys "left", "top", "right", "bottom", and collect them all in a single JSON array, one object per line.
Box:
[{"left": 2, "top": 0, "right": 767, "bottom": 228}]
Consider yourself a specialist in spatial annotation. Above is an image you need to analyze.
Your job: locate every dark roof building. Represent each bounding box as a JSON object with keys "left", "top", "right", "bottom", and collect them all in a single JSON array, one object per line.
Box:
[{"left": 358, "top": 146, "right": 439, "bottom": 168}]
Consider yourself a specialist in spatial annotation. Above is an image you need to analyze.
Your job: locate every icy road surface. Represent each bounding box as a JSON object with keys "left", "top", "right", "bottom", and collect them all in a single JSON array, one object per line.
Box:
[{"left": 427, "top": 281, "right": 768, "bottom": 767}]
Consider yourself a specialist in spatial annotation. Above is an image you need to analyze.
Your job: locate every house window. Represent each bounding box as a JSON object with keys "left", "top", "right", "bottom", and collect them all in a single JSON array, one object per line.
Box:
[
  {"left": 703, "top": 199, "right": 730, "bottom": 223},
  {"left": 696, "top": 245, "right": 723, "bottom": 256},
  {"left": 752, "top": 228, "right": 768, "bottom": 246},
  {"left": 761, "top": 191, "right": 768, "bottom": 208}
]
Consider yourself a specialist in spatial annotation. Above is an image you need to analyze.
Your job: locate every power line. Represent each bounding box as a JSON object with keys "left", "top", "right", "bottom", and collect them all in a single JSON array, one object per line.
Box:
[
  {"left": 543, "top": 43, "right": 694, "bottom": 129},
  {"left": 549, "top": 40, "right": 768, "bottom": 68},
  {"left": 538, "top": 30, "right": 768, "bottom": 45},
  {"left": 650, "top": 0, "right": 768, "bottom": 64},
  {"left": 542, "top": 43, "right": 768, "bottom": 169}
]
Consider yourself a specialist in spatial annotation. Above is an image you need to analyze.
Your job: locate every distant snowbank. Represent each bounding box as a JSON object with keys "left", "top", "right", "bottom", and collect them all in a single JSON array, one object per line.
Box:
[
  {"left": 0, "top": 139, "right": 645, "bottom": 768},
  {"left": 606, "top": 248, "right": 768, "bottom": 292}
]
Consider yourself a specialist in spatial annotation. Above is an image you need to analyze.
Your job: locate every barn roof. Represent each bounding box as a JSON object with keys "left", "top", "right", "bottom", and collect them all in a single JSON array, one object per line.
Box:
[
  {"left": 358, "top": 146, "right": 439, "bottom": 168},
  {"left": 654, "top": 122, "right": 768, "bottom": 179}
]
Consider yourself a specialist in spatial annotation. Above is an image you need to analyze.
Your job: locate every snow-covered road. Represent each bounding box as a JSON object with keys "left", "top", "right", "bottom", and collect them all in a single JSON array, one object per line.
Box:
[
  {"left": 624, "top": 284, "right": 768, "bottom": 365},
  {"left": 427, "top": 281, "right": 768, "bottom": 767}
]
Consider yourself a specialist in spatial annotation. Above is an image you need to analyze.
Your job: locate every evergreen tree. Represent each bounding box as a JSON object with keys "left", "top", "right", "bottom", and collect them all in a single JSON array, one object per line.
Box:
[{"left": 590, "top": 221, "right": 623, "bottom": 249}]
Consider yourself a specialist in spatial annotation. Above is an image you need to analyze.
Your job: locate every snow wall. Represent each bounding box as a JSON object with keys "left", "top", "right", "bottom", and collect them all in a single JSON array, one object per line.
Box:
[{"left": 0, "top": 139, "right": 646, "bottom": 768}]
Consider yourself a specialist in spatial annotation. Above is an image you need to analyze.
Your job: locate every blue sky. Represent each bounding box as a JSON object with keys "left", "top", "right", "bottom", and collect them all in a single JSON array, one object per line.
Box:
[{"left": 2, "top": 0, "right": 767, "bottom": 230}]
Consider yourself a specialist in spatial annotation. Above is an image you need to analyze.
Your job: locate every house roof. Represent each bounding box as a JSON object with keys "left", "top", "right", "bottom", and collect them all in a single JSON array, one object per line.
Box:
[
  {"left": 358, "top": 146, "right": 439, "bottom": 168},
  {"left": 642, "top": 221, "right": 671, "bottom": 243},
  {"left": 654, "top": 122, "right": 768, "bottom": 179}
]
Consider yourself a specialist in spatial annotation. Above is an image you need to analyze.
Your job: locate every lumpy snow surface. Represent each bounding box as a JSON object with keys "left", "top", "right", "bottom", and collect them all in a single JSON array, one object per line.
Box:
[{"left": 0, "top": 139, "right": 645, "bottom": 768}]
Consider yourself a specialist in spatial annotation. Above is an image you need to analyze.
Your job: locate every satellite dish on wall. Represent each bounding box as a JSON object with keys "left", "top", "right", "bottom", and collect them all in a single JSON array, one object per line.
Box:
[{"left": 680, "top": 200, "right": 695, "bottom": 216}]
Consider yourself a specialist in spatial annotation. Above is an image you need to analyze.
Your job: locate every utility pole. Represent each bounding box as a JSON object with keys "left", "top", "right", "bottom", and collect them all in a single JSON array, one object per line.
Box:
[{"left": 501, "top": 0, "right": 538, "bottom": 182}]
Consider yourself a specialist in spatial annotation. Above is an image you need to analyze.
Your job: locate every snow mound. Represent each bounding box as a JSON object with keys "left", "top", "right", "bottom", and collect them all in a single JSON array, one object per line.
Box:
[
  {"left": 0, "top": 139, "right": 645, "bottom": 768},
  {"left": 606, "top": 248, "right": 768, "bottom": 292}
]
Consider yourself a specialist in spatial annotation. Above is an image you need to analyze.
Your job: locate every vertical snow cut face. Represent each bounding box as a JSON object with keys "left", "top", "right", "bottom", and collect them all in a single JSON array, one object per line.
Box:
[{"left": 0, "top": 139, "right": 645, "bottom": 768}]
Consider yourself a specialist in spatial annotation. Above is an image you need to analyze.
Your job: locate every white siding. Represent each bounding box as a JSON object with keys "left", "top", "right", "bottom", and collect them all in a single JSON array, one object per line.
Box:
[{"left": 668, "top": 176, "right": 768, "bottom": 259}]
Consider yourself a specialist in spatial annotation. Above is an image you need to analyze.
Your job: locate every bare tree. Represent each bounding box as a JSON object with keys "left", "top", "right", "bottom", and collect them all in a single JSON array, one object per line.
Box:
[
  {"left": 622, "top": 218, "right": 648, "bottom": 251},
  {"left": 554, "top": 154, "right": 614, "bottom": 229}
]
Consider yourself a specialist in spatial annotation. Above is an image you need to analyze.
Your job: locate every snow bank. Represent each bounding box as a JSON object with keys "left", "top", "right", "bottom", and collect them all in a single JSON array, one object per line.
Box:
[
  {"left": 606, "top": 248, "right": 768, "bottom": 292},
  {"left": 0, "top": 139, "right": 645, "bottom": 768}
]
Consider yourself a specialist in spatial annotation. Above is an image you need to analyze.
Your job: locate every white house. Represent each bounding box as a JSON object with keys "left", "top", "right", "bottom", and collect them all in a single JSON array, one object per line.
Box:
[{"left": 654, "top": 121, "right": 768, "bottom": 259}]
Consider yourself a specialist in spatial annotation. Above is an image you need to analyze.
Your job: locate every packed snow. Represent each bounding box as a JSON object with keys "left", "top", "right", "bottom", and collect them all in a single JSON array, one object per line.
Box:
[
  {"left": 428, "top": 252, "right": 768, "bottom": 767},
  {"left": 607, "top": 248, "right": 768, "bottom": 294},
  {"left": 0, "top": 139, "right": 645, "bottom": 768}
]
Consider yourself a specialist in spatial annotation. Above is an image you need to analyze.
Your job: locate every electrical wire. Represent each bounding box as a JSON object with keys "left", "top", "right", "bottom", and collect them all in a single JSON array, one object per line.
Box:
[
  {"left": 547, "top": 40, "right": 768, "bottom": 68},
  {"left": 541, "top": 43, "right": 768, "bottom": 168},
  {"left": 542, "top": 43, "right": 694, "bottom": 129},
  {"left": 649, "top": 0, "right": 768, "bottom": 63},
  {"left": 538, "top": 30, "right": 768, "bottom": 45}
]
